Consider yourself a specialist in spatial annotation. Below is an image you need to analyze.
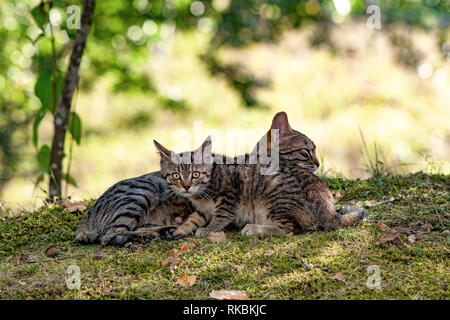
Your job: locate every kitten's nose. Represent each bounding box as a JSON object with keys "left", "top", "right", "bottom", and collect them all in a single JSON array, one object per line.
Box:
[
  {"left": 183, "top": 185, "right": 190, "bottom": 191},
  {"left": 174, "top": 217, "right": 183, "bottom": 224}
]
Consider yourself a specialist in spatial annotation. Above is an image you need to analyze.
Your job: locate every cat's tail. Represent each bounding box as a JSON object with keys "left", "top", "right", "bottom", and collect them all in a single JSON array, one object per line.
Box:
[
  {"left": 337, "top": 206, "right": 366, "bottom": 226},
  {"left": 75, "top": 214, "right": 99, "bottom": 243}
]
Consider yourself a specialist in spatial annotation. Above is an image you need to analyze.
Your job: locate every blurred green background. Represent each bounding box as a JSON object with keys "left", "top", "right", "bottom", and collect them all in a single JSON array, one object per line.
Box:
[{"left": 0, "top": 0, "right": 449, "bottom": 211}]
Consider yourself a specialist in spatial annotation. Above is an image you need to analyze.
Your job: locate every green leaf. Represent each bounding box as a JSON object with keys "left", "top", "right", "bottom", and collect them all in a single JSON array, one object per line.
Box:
[
  {"left": 34, "top": 72, "right": 53, "bottom": 113},
  {"left": 33, "top": 108, "right": 47, "bottom": 147},
  {"left": 31, "top": 2, "right": 50, "bottom": 31},
  {"left": 62, "top": 173, "right": 77, "bottom": 187},
  {"left": 56, "top": 73, "right": 65, "bottom": 98},
  {"left": 68, "top": 112, "right": 82, "bottom": 145},
  {"left": 37, "top": 144, "right": 51, "bottom": 173},
  {"left": 34, "top": 72, "right": 64, "bottom": 113}
]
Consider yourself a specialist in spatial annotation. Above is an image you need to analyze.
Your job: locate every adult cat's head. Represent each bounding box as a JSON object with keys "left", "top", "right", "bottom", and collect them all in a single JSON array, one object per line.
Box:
[
  {"left": 255, "top": 112, "right": 320, "bottom": 172},
  {"left": 154, "top": 137, "right": 213, "bottom": 198}
]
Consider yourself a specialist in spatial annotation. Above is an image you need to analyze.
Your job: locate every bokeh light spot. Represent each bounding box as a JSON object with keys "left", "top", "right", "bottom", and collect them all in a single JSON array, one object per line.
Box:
[
  {"left": 417, "top": 62, "right": 433, "bottom": 79},
  {"left": 333, "top": 0, "right": 351, "bottom": 16},
  {"left": 190, "top": 1, "right": 205, "bottom": 16}
]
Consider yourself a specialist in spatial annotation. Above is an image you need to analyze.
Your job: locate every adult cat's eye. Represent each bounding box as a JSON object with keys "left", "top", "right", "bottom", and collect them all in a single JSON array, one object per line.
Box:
[
  {"left": 192, "top": 171, "right": 200, "bottom": 179},
  {"left": 300, "top": 149, "right": 310, "bottom": 159},
  {"left": 172, "top": 172, "right": 181, "bottom": 180}
]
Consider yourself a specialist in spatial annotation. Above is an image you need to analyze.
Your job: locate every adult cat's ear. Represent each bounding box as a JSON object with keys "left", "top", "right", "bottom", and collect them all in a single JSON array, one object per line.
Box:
[
  {"left": 260, "top": 111, "right": 293, "bottom": 153},
  {"left": 270, "top": 111, "right": 293, "bottom": 141},
  {"left": 153, "top": 140, "right": 172, "bottom": 160},
  {"left": 194, "top": 136, "right": 213, "bottom": 164}
]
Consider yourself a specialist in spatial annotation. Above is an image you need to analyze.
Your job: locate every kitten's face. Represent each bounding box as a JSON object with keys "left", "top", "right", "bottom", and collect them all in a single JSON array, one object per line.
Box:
[
  {"left": 260, "top": 112, "right": 320, "bottom": 172},
  {"left": 154, "top": 138, "right": 213, "bottom": 198}
]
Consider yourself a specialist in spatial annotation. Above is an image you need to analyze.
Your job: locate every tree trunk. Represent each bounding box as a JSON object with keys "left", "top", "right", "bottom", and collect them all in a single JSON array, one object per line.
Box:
[{"left": 49, "top": 0, "right": 96, "bottom": 198}]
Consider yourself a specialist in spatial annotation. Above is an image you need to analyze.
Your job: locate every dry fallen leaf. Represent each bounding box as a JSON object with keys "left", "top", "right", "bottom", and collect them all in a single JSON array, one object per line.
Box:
[
  {"left": 162, "top": 242, "right": 195, "bottom": 272},
  {"left": 62, "top": 199, "right": 89, "bottom": 213},
  {"left": 19, "top": 252, "right": 29, "bottom": 263},
  {"left": 177, "top": 274, "right": 196, "bottom": 289},
  {"left": 44, "top": 245, "right": 59, "bottom": 258},
  {"left": 441, "top": 230, "right": 450, "bottom": 237},
  {"left": 376, "top": 228, "right": 400, "bottom": 245},
  {"left": 209, "top": 290, "right": 250, "bottom": 300},
  {"left": 376, "top": 223, "right": 388, "bottom": 231},
  {"left": 162, "top": 256, "right": 183, "bottom": 272},
  {"left": 407, "top": 234, "right": 416, "bottom": 244},
  {"left": 207, "top": 231, "right": 227, "bottom": 243},
  {"left": 177, "top": 242, "right": 195, "bottom": 255},
  {"left": 331, "top": 272, "right": 346, "bottom": 282}
]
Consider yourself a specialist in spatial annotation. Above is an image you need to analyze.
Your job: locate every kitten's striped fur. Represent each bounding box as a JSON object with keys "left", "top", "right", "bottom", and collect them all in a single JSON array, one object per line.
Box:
[{"left": 75, "top": 172, "right": 194, "bottom": 245}]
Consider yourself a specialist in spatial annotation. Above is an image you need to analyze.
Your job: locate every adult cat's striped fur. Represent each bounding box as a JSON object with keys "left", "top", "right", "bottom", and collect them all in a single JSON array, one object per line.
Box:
[{"left": 157, "top": 114, "right": 365, "bottom": 238}]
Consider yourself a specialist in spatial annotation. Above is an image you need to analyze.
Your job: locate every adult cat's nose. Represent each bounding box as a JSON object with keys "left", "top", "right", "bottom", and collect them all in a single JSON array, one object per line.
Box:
[{"left": 313, "top": 156, "right": 320, "bottom": 168}]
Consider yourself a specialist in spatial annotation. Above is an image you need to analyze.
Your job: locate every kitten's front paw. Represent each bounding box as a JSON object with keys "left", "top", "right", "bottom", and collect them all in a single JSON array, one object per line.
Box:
[
  {"left": 194, "top": 228, "right": 210, "bottom": 237},
  {"left": 241, "top": 224, "right": 262, "bottom": 237},
  {"left": 172, "top": 228, "right": 187, "bottom": 237}
]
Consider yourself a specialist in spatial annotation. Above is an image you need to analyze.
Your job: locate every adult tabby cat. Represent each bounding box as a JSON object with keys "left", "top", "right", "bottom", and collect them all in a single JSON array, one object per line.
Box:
[
  {"left": 157, "top": 118, "right": 365, "bottom": 238},
  {"left": 76, "top": 112, "right": 320, "bottom": 245}
]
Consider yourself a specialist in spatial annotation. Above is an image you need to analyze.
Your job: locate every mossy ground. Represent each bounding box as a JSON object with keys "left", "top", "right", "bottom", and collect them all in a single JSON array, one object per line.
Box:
[{"left": 0, "top": 173, "right": 448, "bottom": 299}]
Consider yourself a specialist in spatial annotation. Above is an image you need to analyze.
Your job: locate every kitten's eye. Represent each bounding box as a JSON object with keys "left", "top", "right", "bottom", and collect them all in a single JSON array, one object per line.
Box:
[
  {"left": 172, "top": 172, "right": 181, "bottom": 180},
  {"left": 192, "top": 171, "right": 200, "bottom": 179}
]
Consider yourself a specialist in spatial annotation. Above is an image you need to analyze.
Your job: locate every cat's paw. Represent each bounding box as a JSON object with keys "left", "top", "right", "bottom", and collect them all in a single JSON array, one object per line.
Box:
[
  {"left": 241, "top": 224, "right": 285, "bottom": 237},
  {"left": 194, "top": 228, "right": 210, "bottom": 237},
  {"left": 172, "top": 228, "right": 187, "bottom": 237},
  {"left": 157, "top": 227, "right": 182, "bottom": 240},
  {"left": 241, "top": 224, "right": 262, "bottom": 237}
]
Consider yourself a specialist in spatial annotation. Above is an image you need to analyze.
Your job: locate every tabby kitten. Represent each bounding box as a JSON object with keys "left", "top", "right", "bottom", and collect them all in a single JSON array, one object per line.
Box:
[
  {"left": 75, "top": 172, "right": 194, "bottom": 245},
  {"left": 157, "top": 115, "right": 365, "bottom": 238}
]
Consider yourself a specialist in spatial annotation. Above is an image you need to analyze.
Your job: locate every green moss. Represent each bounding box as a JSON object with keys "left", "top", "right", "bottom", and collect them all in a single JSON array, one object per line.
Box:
[{"left": 0, "top": 173, "right": 448, "bottom": 299}]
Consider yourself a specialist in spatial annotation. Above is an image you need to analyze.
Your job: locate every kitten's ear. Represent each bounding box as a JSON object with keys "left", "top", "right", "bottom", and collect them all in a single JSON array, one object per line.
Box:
[
  {"left": 194, "top": 136, "right": 213, "bottom": 164},
  {"left": 201, "top": 136, "right": 212, "bottom": 153},
  {"left": 153, "top": 140, "right": 172, "bottom": 160},
  {"left": 270, "top": 111, "right": 293, "bottom": 140}
]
